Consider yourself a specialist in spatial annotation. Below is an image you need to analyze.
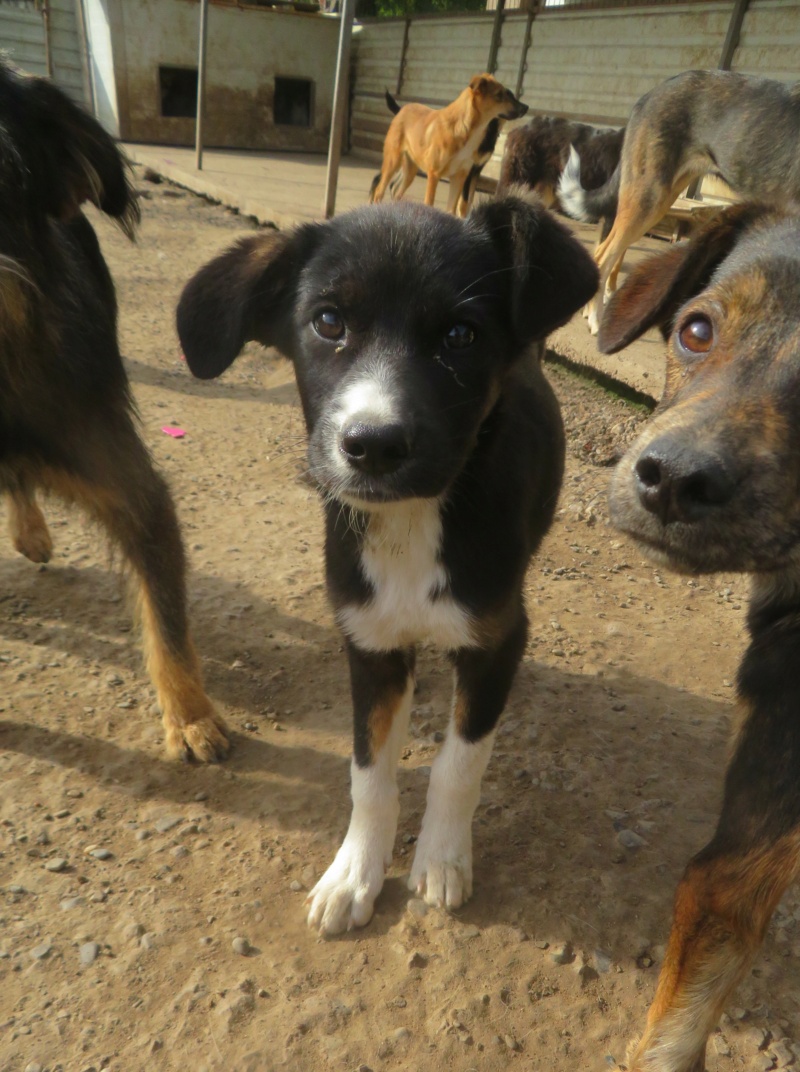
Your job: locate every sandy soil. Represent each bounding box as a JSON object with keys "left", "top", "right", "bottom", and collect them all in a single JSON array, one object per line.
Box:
[{"left": 1, "top": 176, "right": 798, "bottom": 1072}]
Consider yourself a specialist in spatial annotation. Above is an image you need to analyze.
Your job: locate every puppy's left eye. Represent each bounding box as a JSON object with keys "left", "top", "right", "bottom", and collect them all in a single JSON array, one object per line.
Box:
[
  {"left": 313, "top": 309, "right": 345, "bottom": 341},
  {"left": 677, "top": 314, "right": 714, "bottom": 355},
  {"left": 444, "top": 324, "right": 476, "bottom": 350}
]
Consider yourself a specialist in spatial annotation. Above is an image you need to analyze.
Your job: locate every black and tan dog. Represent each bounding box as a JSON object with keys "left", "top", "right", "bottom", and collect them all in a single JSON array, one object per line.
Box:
[
  {"left": 562, "top": 69, "right": 800, "bottom": 334},
  {"left": 0, "top": 61, "right": 228, "bottom": 761},
  {"left": 369, "top": 74, "right": 527, "bottom": 215},
  {"left": 178, "top": 194, "right": 596, "bottom": 934},
  {"left": 383, "top": 89, "right": 504, "bottom": 216},
  {"left": 601, "top": 203, "right": 800, "bottom": 1070},
  {"left": 500, "top": 115, "right": 623, "bottom": 240}
]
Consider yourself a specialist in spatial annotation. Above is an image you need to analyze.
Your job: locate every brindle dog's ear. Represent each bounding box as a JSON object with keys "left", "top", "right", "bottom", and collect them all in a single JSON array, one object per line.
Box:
[
  {"left": 177, "top": 225, "right": 320, "bottom": 380},
  {"left": 598, "top": 204, "right": 775, "bottom": 354},
  {"left": 475, "top": 192, "right": 599, "bottom": 342}
]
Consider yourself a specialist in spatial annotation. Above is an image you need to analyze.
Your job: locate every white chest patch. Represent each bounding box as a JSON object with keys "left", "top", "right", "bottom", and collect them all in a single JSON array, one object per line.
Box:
[
  {"left": 338, "top": 500, "right": 475, "bottom": 653},
  {"left": 442, "top": 125, "right": 488, "bottom": 179}
]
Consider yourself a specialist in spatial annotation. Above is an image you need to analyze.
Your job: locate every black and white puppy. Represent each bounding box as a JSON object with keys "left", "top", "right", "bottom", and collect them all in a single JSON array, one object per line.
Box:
[{"left": 177, "top": 196, "right": 597, "bottom": 934}]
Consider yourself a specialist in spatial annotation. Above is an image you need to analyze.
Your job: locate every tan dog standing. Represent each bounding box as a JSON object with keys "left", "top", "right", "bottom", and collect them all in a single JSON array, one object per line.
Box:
[{"left": 369, "top": 74, "right": 527, "bottom": 216}]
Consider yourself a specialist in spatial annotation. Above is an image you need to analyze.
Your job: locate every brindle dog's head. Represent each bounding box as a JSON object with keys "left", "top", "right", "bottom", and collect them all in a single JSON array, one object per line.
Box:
[
  {"left": 468, "top": 73, "right": 528, "bottom": 122},
  {"left": 601, "top": 205, "right": 800, "bottom": 575}
]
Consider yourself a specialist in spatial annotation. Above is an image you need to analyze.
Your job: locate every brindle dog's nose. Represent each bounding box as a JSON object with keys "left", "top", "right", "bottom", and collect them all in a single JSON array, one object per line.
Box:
[
  {"left": 340, "top": 420, "right": 410, "bottom": 476},
  {"left": 634, "top": 439, "right": 735, "bottom": 525}
]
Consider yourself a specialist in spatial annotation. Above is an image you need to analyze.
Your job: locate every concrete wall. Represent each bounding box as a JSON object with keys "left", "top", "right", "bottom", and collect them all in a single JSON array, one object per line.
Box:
[{"left": 105, "top": 0, "right": 340, "bottom": 151}]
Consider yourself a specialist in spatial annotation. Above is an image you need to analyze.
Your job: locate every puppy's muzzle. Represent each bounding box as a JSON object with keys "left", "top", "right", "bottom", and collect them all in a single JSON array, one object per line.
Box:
[
  {"left": 633, "top": 436, "right": 736, "bottom": 526},
  {"left": 502, "top": 100, "right": 528, "bottom": 121},
  {"left": 340, "top": 419, "right": 411, "bottom": 477}
]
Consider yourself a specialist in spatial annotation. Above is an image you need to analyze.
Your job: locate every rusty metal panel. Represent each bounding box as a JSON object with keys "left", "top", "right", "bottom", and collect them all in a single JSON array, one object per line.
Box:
[
  {"left": 732, "top": 0, "right": 800, "bottom": 83},
  {"left": 521, "top": 3, "right": 732, "bottom": 122},
  {"left": 49, "top": 0, "right": 88, "bottom": 104}
]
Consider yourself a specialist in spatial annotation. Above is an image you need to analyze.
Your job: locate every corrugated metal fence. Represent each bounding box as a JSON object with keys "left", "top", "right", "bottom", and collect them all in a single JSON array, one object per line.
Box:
[
  {"left": 0, "top": 0, "right": 90, "bottom": 105},
  {"left": 351, "top": 0, "right": 800, "bottom": 182}
]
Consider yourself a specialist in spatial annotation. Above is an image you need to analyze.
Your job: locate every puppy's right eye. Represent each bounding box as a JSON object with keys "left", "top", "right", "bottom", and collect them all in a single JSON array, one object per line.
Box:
[
  {"left": 313, "top": 309, "right": 345, "bottom": 341},
  {"left": 677, "top": 314, "right": 714, "bottom": 355}
]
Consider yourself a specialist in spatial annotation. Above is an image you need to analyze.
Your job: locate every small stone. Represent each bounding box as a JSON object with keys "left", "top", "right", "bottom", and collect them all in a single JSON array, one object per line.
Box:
[
  {"left": 140, "top": 932, "right": 157, "bottom": 950},
  {"left": 55, "top": 809, "right": 70, "bottom": 819},
  {"left": 154, "top": 816, "right": 182, "bottom": 833},
  {"left": 25, "top": 1063, "right": 44, "bottom": 1072},
  {"left": 30, "top": 941, "right": 52, "bottom": 960},
  {"left": 172, "top": 846, "right": 189, "bottom": 859},
  {"left": 124, "top": 923, "right": 145, "bottom": 942},
  {"left": 232, "top": 936, "right": 250, "bottom": 956},
  {"left": 194, "top": 791, "right": 209, "bottom": 802},
  {"left": 594, "top": 949, "right": 613, "bottom": 973},
  {"left": 79, "top": 942, "right": 100, "bottom": 966},
  {"left": 66, "top": 788, "right": 84, "bottom": 798},
  {"left": 44, "top": 858, "right": 68, "bottom": 872},
  {"left": 407, "top": 951, "right": 428, "bottom": 969},
  {"left": 460, "top": 925, "right": 480, "bottom": 940},
  {"left": 289, "top": 880, "right": 302, "bottom": 892},
  {"left": 753, "top": 1056, "right": 777, "bottom": 1072},
  {"left": 61, "top": 896, "right": 85, "bottom": 911},
  {"left": 135, "top": 829, "right": 150, "bottom": 841},
  {"left": 771, "top": 1039, "right": 795, "bottom": 1067},
  {"left": 407, "top": 898, "right": 429, "bottom": 920},
  {"left": 86, "top": 847, "right": 113, "bottom": 860},
  {"left": 617, "top": 829, "right": 647, "bottom": 851},
  {"left": 8, "top": 884, "right": 25, "bottom": 894},
  {"left": 712, "top": 1035, "right": 732, "bottom": 1058},
  {"left": 551, "top": 942, "right": 574, "bottom": 965},
  {"left": 504, "top": 1034, "right": 521, "bottom": 1052}
]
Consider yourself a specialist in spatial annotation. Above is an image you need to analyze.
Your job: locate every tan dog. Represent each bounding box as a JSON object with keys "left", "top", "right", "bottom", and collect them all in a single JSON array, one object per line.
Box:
[{"left": 369, "top": 74, "right": 527, "bottom": 216}]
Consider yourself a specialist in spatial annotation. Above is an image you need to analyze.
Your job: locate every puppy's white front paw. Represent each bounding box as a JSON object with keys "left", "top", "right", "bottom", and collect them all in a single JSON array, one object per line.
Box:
[
  {"left": 306, "top": 838, "right": 387, "bottom": 935},
  {"left": 587, "top": 306, "right": 600, "bottom": 335},
  {"left": 409, "top": 825, "right": 473, "bottom": 909}
]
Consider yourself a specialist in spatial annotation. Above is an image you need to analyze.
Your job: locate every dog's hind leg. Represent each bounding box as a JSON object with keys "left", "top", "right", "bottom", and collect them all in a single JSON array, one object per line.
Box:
[
  {"left": 410, "top": 616, "right": 527, "bottom": 908},
  {"left": 307, "top": 643, "right": 415, "bottom": 934},
  {"left": 424, "top": 171, "right": 441, "bottom": 207},
  {"left": 391, "top": 153, "right": 418, "bottom": 202},
  {"left": 446, "top": 170, "right": 469, "bottom": 215},
  {"left": 51, "top": 419, "right": 229, "bottom": 762},
  {"left": 626, "top": 692, "right": 800, "bottom": 1072},
  {"left": 6, "top": 481, "right": 52, "bottom": 563}
]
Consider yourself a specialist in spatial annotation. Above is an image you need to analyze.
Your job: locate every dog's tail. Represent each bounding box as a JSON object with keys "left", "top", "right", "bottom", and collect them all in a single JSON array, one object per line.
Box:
[
  {"left": 558, "top": 145, "right": 619, "bottom": 224},
  {"left": 385, "top": 89, "right": 401, "bottom": 115}
]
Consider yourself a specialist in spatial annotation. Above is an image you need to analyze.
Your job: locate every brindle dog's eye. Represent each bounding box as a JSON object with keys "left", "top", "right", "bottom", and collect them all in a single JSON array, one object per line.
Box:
[
  {"left": 444, "top": 324, "right": 476, "bottom": 350},
  {"left": 313, "top": 309, "right": 345, "bottom": 341},
  {"left": 677, "top": 315, "right": 714, "bottom": 354}
]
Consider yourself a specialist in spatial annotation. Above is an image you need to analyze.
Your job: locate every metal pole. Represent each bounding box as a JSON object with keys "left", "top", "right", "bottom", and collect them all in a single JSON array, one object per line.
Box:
[
  {"left": 195, "top": 0, "right": 210, "bottom": 171},
  {"left": 41, "top": 0, "right": 53, "bottom": 79},
  {"left": 323, "top": 0, "right": 355, "bottom": 220},
  {"left": 487, "top": 0, "right": 505, "bottom": 75}
]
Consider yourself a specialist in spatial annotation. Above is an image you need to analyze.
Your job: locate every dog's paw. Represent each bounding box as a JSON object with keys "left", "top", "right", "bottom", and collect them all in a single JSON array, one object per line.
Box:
[
  {"left": 10, "top": 508, "right": 53, "bottom": 563},
  {"left": 587, "top": 307, "right": 600, "bottom": 335},
  {"left": 165, "top": 710, "right": 230, "bottom": 763},
  {"left": 306, "top": 840, "right": 387, "bottom": 935},
  {"left": 409, "top": 830, "right": 473, "bottom": 909}
]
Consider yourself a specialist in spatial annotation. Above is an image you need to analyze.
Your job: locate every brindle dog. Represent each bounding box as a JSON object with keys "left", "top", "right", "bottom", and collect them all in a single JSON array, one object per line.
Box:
[{"left": 601, "top": 203, "right": 800, "bottom": 1071}]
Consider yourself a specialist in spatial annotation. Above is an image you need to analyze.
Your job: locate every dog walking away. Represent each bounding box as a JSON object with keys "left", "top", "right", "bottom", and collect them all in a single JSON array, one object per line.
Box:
[
  {"left": 0, "top": 61, "right": 228, "bottom": 762},
  {"left": 562, "top": 69, "right": 800, "bottom": 334},
  {"left": 178, "top": 195, "right": 597, "bottom": 934},
  {"left": 369, "top": 74, "right": 527, "bottom": 215},
  {"left": 601, "top": 204, "right": 800, "bottom": 1071},
  {"left": 502, "top": 116, "right": 623, "bottom": 240},
  {"left": 383, "top": 89, "right": 504, "bottom": 217}
]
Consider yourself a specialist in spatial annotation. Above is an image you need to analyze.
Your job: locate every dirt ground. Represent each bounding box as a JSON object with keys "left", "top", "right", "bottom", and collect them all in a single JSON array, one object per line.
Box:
[{"left": 2, "top": 177, "right": 799, "bottom": 1072}]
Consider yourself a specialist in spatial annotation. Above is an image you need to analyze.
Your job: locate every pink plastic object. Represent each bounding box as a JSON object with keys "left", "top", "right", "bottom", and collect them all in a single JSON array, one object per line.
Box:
[{"left": 161, "top": 426, "right": 186, "bottom": 438}]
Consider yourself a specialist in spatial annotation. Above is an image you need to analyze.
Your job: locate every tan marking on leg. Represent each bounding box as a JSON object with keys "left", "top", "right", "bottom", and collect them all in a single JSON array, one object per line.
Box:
[
  {"left": 7, "top": 488, "right": 52, "bottom": 563},
  {"left": 628, "top": 831, "right": 800, "bottom": 1071}
]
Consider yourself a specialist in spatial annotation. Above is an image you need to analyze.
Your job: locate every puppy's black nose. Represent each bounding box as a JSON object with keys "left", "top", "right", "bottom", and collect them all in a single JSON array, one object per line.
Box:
[
  {"left": 634, "top": 441, "right": 735, "bottom": 525},
  {"left": 340, "top": 421, "right": 410, "bottom": 476}
]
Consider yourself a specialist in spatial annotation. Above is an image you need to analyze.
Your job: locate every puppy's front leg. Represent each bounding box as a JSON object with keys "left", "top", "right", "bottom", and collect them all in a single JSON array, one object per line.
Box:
[
  {"left": 410, "top": 617, "right": 527, "bottom": 908},
  {"left": 307, "top": 643, "right": 415, "bottom": 936}
]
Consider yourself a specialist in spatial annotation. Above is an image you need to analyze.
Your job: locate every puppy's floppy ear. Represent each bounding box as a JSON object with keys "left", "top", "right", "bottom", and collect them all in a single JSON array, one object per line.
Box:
[
  {"left": 177, "top": 225, "right": 320, "bottom": 380},
  {"left": 474, "top": 192, "right": 599, "bottom": 342},
  {"left": 598, "top": 204, "right": 775, "bottom": 354},
  {"left": 10, "top": 66, "right": 139, "bottom": 237}
]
